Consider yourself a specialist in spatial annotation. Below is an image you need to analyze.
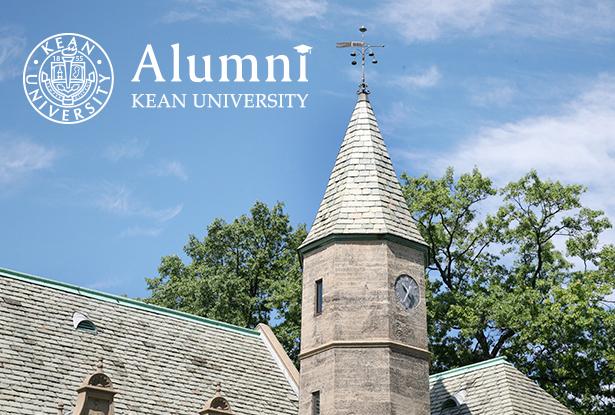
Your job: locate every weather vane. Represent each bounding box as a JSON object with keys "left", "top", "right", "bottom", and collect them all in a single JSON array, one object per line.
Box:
[{"left": 336, "top": 26, "right": 384, "bottom": 94}]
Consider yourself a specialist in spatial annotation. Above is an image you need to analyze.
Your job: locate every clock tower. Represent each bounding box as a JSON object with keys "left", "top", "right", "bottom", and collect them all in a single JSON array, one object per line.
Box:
[{"left": 297, "top": 34, "right": 430, "bottom": 414}]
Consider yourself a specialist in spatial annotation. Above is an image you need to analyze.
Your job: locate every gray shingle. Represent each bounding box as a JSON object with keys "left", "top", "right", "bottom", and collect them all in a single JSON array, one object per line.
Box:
[
  {"left": 0, "top": 270, "right": 298, "bottom": 415},
  {"left": 429, "top": 357, "right": 572, "bottom": 415},
  {"left": 300, "top": 93, "right": 425, "bottom": 250},
  {"left": 0, "top": 269, "right": 576, "bottom": 415}
]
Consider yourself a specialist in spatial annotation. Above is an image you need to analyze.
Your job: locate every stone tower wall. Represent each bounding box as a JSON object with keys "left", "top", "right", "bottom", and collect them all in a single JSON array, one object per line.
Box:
[{"left": 298, "top": 239, "right": 429, "bottom": 415}]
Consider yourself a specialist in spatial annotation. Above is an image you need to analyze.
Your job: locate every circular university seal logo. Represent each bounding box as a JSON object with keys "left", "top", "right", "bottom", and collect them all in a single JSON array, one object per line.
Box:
[{"left": 23, "top": 33, "right": 114, "bottom": 124}]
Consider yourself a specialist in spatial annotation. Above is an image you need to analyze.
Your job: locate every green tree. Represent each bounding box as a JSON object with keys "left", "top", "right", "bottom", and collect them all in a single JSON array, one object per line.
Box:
[
  {"left": 402, "top": 168, "right": 615, "bottom": 414},
  {"left": 145, "top": 201, "right": 306, "bottom": 363}
]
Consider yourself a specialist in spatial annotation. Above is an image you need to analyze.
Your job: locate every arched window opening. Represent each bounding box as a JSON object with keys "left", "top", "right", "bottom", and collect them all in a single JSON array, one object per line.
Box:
[{"left": 72, "top": 312, "right": 97, "bottom": 334}]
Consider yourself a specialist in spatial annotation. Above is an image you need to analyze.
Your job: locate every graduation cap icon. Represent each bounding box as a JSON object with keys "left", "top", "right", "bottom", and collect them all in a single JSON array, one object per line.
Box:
[{"left": 294, "top": 44, "right": 313, "bottom": 54}]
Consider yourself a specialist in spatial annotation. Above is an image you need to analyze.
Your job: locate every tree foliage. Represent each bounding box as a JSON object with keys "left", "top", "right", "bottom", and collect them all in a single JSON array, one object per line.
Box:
[
  {"left": 402, "top": 168, "right": 615, "bottom": 414},
  {"left": 145, "top": 171, "right": 614, "bottom": 413},
  {"left": 145, "top": 201, "right": 306, "bottom": 362}
]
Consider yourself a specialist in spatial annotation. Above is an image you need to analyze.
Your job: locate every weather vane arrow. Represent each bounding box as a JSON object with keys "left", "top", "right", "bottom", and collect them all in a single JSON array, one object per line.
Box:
[{"left": 337, "top": 26, "right": 384, "bottom": 94}]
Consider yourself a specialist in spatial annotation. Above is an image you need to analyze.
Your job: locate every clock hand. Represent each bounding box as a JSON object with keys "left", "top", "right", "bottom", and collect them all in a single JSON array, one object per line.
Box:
[{"left": 402, "top": 283, "right": 412, "bottom": 303}]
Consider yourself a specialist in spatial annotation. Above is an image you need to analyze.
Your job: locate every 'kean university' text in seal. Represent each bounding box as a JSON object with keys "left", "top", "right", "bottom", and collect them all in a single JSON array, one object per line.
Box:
[{"left": 23, "top": 33, "right": 114, "bottom": 124}]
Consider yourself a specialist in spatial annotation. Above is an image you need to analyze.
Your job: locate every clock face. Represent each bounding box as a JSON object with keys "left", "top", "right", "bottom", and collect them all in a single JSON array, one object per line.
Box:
[{"left": 394, "top": 275, "right": 420, "bottom": 310}]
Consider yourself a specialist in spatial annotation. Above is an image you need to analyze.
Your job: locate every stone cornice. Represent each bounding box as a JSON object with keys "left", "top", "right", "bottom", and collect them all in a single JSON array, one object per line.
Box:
[
  {"left": 299, "top": 339, "right": 431, "bottom": 361},
  {"left": 298, "top": 233, "right": 429, "bottom": 263}
]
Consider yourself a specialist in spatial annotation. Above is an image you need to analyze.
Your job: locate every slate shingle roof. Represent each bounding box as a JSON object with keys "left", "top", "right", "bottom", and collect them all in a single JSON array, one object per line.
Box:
[
  {"left": 299, "top": 92, "right": 425, "bottom": 250},
  {"left": 429, "top": 357, "right": 573, "bottom": 415},
  {"left": 0, "top": 268, "right": 298, "bottom": 415},
  {"left": 0, "top": 267, "right": 574, "bottom": 415}
]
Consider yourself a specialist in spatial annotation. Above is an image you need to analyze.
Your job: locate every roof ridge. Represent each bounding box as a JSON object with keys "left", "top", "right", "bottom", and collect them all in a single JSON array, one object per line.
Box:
[
  {"left": 496, "top": 359, "right": 518, "bottom": 412},
  {"left": 429, "top": 356, "right": 511, "bottom": 382},
  {"left": 502, "top": 362, "right": 573, "bottom": 413},
  {"left": 0, "top": 266, "right": 260, "bottom": 337}
]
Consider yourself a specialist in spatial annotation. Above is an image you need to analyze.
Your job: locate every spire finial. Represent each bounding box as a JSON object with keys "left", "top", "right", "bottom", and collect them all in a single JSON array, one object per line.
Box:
[
  {"left": 215, "top": 382, "right": 222, "bottom": 395},
  {"left": 96, "top": 358, "right": 104, "bottom": 373},
  {"left": 336, "top": 26, "right": 384, "bottom": 94}
]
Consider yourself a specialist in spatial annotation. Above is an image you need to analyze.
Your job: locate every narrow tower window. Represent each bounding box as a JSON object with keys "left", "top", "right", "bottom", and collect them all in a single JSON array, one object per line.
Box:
[
  {"left": 315, "top": 279, "right": 323, "bottom": 315},
  {"left": 312, "top": 391, "right": 321, "bottom": 415}
]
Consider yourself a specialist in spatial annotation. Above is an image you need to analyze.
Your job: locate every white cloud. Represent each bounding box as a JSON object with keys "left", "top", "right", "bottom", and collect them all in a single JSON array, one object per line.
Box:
[
  {"left": 0, "top": 134, "right": 56, "bottom": 185},
  {"left": 119, "top": 226, "right": 163, "bottom": 238},
  {"left": 501, "top": 1, "right": 615, "bottom": 39},
  {"left": 148, "top": 204, "right": 184, "bottom": 222},
  {"left": 151, "top": 160, "right": 188, "bottom": 181},
  {"left": 87, "top": 276, "right": 126, "bottom": 291},
  {"left": 96, "top": 183, "right": 183, "bottom": 222},
  {"left": 163, "top": 0, "right": 327, "bottom": 24},
  {"left": 162, "top": 0, "right": 252, "bottom": 23},
  {"left": 469, "top": 78, "right": 517, "bottom": 107},
  {"left": 103, "top": 138, "right": 148, "bottom": 162},
  {"left": 412, "top": 74, "right": 615, "bottom": 241},
  {"left": 377, "top": 0, "right": 497, "bottom": 42},
  {"left": 161, "top": 10, "right": 202, "bottom": 23},
  {"left": 264, "top": 0, "right": 328, "bottom": 22},
  {"left": 0, "top": 27, "right": 26, "bottom": 81},
  {"left": 379, "top": 101, "right": 414, "bottom": 135},
  {"left": 376, "top": 0, "right": 615, "bottom": 42},
  {"left": 390, "top": 66, "right": 441, "bottom": 89},
  {"left": 96, "top": 184, "right": 129, "bottom": 213}
]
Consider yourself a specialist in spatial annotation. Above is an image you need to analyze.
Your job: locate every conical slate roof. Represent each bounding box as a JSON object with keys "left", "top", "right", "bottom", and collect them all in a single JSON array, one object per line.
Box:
[{"left": 300, "top": 93, "right": 425, "bottom": 250}]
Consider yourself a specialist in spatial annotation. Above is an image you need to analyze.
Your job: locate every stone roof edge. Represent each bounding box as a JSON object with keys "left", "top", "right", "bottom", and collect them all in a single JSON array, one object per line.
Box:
[
  {"left": 299, "top": 232, "right": 428, "bottom": 254},
  {"left": 429, "top": 356, "right": 511, "bottom": 383},
  {"left": 257, "top": 323, "right": 300, "bottom": 395},
  {"left": 0, "top": 266, "right": 260, "bottom": 337}
]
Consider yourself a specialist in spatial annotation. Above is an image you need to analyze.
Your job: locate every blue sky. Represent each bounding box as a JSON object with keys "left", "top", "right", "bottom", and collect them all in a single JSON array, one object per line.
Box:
[{"left": 2, "top": 0, "right": 615, "bottom": 297}]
